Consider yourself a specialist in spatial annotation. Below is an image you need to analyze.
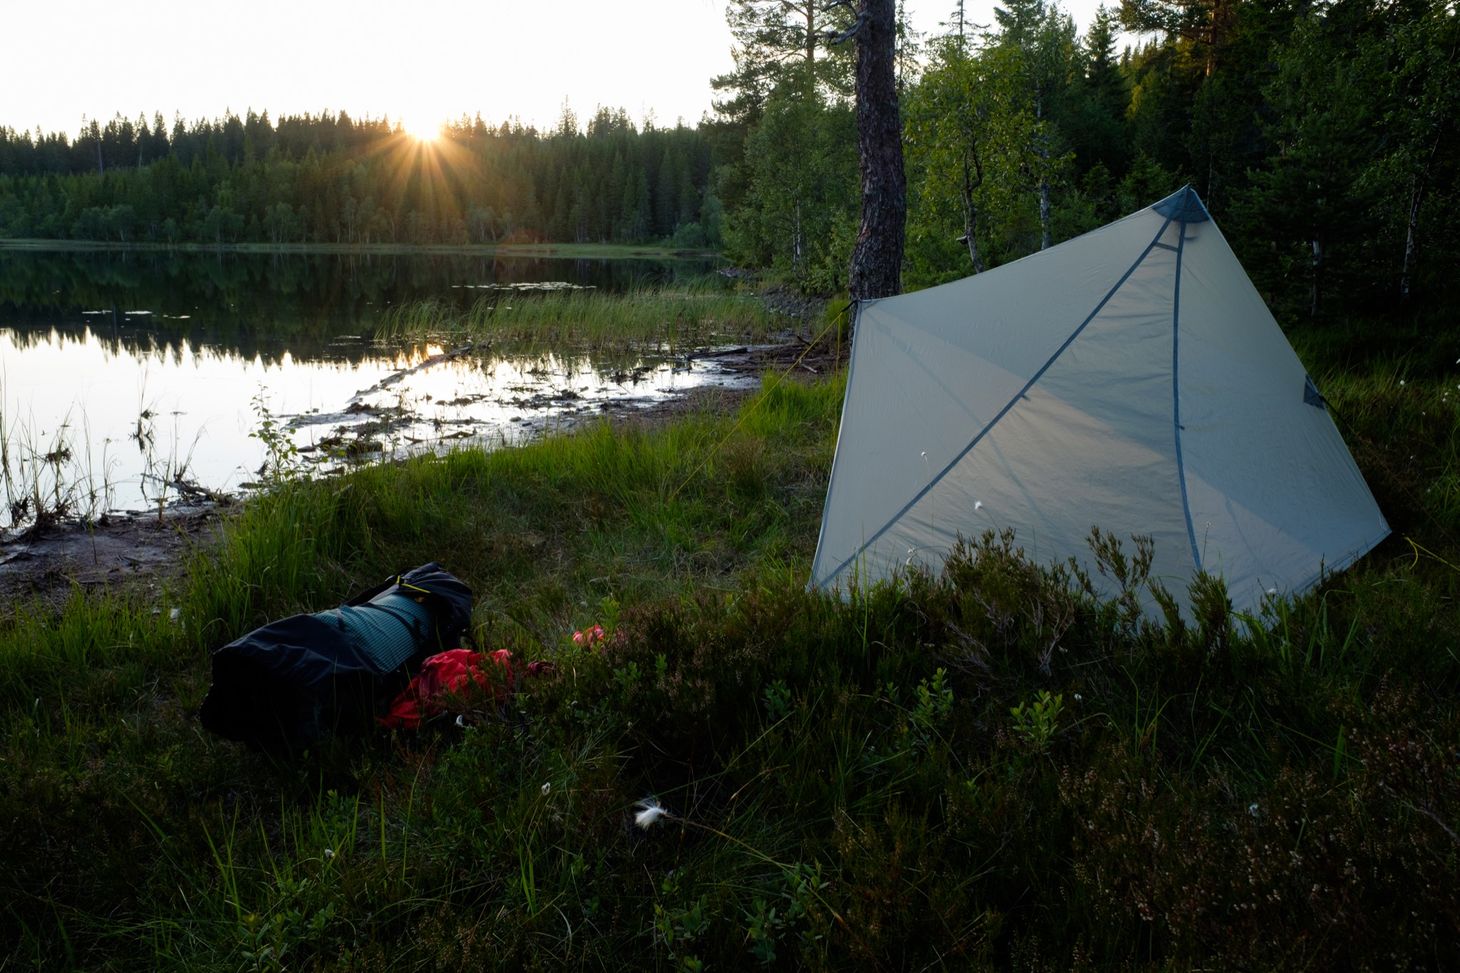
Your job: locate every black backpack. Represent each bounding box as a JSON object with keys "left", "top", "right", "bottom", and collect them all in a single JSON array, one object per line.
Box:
[{"left": 198, "top": 562, "right": 473, "bottom": 751}]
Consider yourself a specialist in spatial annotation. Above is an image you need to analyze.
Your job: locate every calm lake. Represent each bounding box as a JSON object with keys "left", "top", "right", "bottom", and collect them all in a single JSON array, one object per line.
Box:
[{"left": 0, "top": 248, "right": 749, "bottom": 531}]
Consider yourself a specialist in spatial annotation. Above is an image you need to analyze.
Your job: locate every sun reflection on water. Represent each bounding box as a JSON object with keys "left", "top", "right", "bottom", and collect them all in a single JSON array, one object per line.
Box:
[{"left": 0, "top": 324, "right": 753, "bottom": 530}]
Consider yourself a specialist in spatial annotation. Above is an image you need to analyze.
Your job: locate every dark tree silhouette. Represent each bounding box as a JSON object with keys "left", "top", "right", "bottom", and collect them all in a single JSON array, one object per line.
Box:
[{"left": 844, "top": 0, "right": 907, "bottom": 300}]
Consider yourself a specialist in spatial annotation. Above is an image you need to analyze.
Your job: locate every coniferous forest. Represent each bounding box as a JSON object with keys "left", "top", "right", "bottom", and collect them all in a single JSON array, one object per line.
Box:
[
  {"left": 1, "top": 0, "right": 1455, "bottom": 321},
  {"left": 4, "top": 3, "right": 1460, "bottom": 970}
]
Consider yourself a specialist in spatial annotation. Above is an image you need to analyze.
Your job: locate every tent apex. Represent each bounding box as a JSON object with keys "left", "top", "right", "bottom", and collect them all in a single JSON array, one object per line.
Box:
[{"left": 1151, "top": 185, "right": 1211, "bottom": 224}]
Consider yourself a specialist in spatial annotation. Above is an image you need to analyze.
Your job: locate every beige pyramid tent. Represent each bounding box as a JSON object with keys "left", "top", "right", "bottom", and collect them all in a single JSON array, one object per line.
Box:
[{"left": 810, "top": 187, "right": 1388, "bottom": 616}]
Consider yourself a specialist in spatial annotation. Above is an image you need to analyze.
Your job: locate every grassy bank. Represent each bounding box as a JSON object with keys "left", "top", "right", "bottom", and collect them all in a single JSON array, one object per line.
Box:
[
  {"left": 378, "top": 282, "right": 792, "bottom": 355},
  {"left": 1, "top": 321, "right": 1457, "bottom": 970}
]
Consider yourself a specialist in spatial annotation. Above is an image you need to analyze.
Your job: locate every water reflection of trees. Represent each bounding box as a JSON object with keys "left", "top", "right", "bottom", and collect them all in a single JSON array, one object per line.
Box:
[
  {"left": 1, "top": 321, "right": 393, "bottom": 367},
  {"left": 0, "top": 249, "right": 717, "bottom": 356},
  {"left": 0, "top": 321, "right": 673, "bottom": 377}
]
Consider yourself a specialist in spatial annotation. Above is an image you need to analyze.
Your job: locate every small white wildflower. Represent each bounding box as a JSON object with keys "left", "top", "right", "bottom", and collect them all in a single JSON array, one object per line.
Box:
[
  {"left": 455, "top": 714, "right": 466, "bottom": 728},
  {"left": 541, "top": 781, "right": 552, "bottom": 796},
  {"left": 633, "top": 798, "right": 670, "bottom": 831},
  {"left": 168, "top": 607, "right": 181, "bottom": 622},
  {"left": 974, "top": 500, "right": 983, "bottom": 511},
  {"left": 323, "top": 848, "right": 335, "bottom": 860},
  {"left": 1248, "top": 802, "right": 1260, "bottom": 818},
  {"left": 1399, "top": 379, "right": 1406, "bottom": 386},
  {"left": 1266, "top": 587, "right": 1277, "bottom": 596},
  {"left": 1073, "top": 693, "right": 1083, "bottom": 702}
]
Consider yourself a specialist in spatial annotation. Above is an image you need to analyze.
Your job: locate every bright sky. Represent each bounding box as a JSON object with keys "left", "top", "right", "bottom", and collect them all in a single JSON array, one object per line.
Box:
[{"left": 1, "top": 0, "right": 1117, "bottom": 139}]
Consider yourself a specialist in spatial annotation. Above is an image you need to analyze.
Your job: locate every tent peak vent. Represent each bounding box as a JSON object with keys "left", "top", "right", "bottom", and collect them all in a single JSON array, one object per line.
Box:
[{"left": 1151, "top": 185, "right": 1210, "bottom": 224}]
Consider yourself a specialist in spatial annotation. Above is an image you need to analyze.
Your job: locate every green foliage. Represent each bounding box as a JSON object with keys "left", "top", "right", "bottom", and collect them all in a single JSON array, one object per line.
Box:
[
  {"left": 377, "top": 281, "right": 780, "bottom": 356},
  {"left": 711, "top": 0, "right": 854, "bottom": 129},
  {"left": 0, "top": 110, "right": 719, "bottom": 248},
  {"left": 248, "top": 391, "right": 307, "bottom": 485},
  {"left": 4, "top": 2, "right": 1460, "bottom": 963},
  {"left": 900, "top": 0, "right": 1460, "bottom": 316},
  {"left": 910, "top": 666, "right": 955, "bottom": 743},
  {"left": 6, "top": 0, "right": 1457, "bottom": 316},
  {"left": 721, "top": 76, "right": 858, "bottom": 291},
  {"left": 0, "top": 346, "right": 1458, "bottom": 968},
  {"left": 1009, "top": 689, "right": 1064, "bottom": 753}
]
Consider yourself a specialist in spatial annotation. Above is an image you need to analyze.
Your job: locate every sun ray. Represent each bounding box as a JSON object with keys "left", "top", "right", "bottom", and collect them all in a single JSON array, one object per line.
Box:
[
  {"left": 331, "top": 113, "right": 480, "bottom": 244},
  {"left": 403, "top": 117, "right": 442, "bottom": 143}
]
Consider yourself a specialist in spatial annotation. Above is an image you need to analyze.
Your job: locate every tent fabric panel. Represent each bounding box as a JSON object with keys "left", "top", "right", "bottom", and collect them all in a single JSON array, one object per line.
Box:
[
  {"left": 863, "top": 206, "right": 1168, "bottom": 366},
  {"left": 811, "top": 187, "right": 1388, "bottom": 619},
  {"left": 1174, "top": 220, "right": 1389, "bottom": 604},
  {"left": 924, "top": 233, "right": 1195, "bottom": 607},
  {"left": 1178, "top": 475, "right": 1390, "bottom": 611},
  {"left": 876, "top": 391, "right": 1197, "bottom": 606},
  {"left": 819, "top": 219, "right": 1194, "bottom": 598},
  {"left": 809, "top": 303, "right": 1040, "bottom": 587},
  {"left": 811, "top": 209, "right": 1173, "bottom": 589}
]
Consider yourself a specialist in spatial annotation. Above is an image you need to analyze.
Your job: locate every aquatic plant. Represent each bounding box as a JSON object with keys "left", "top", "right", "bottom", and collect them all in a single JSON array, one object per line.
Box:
[{"left": 377, "top": 280, "right": 794, "bottom": 355}]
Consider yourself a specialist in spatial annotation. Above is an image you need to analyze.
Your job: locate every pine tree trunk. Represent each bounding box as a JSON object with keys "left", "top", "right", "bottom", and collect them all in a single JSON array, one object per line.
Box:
[{"left": 848, "top": 0, "right": 906, "bottom": 301}]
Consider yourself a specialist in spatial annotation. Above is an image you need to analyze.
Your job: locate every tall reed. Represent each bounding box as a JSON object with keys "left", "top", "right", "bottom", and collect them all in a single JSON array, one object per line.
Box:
[{"left": 378, "top": 282, "right": 785, "bottom": 354}]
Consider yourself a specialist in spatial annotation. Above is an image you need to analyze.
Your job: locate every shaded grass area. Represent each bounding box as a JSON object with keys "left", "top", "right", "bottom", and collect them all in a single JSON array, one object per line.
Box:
[
  {"left": 2, "top": 323, "right": 1458, "bottom": 970},
  {"left": 377, "top": 282, "right": 788, "bottom": 356}
]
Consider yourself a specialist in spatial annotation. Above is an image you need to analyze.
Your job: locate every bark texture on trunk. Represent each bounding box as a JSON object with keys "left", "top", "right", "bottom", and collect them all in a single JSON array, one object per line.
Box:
[{"left": 848, "top": 0, "right": 907, "bottom": 302}]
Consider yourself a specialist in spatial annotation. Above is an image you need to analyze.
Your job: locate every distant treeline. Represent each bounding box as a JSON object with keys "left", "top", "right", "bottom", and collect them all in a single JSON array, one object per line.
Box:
[
  {"left": 0, "top": 109, "right": 722, "bottom": 249},
  {"left": 1, "top": 0, "right": 1456, "bottom": 318}
]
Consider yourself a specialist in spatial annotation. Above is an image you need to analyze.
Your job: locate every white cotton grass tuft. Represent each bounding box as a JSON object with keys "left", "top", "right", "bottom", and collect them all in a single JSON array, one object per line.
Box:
[{"left": 633, "top": 798, "right": 671, "bottom": 831}]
